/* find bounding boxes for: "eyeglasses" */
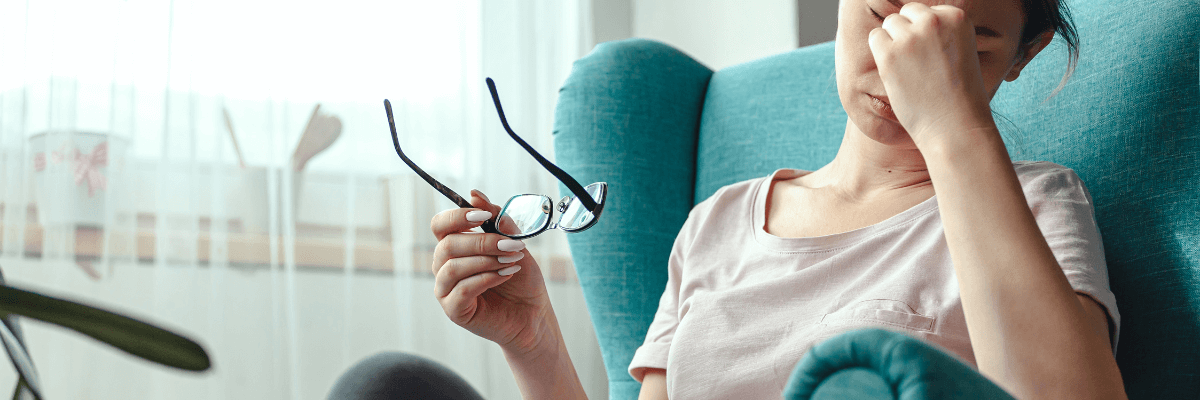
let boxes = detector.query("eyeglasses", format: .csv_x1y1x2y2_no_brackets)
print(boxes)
384,78,607,240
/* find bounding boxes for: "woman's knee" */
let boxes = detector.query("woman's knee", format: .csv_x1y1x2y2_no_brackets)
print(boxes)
328,352,484,400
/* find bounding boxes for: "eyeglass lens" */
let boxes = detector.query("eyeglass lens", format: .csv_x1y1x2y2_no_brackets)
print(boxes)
497,195,552,237
497,182,605,239
558,182,605,230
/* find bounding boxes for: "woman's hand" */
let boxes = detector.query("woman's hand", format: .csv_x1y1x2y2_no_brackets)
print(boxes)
867,3,994,147
430,190,554,355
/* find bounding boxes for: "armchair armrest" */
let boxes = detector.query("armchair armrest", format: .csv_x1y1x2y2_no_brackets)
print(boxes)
783,329,1016,400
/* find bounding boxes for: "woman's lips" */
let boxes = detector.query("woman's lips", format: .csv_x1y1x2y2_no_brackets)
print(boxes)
867,94,898,122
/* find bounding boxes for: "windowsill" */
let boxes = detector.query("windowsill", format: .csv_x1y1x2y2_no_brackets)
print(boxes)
0,209,576,282
1,216,394,271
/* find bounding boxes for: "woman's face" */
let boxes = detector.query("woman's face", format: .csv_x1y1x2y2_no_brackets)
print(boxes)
834,0,1034,147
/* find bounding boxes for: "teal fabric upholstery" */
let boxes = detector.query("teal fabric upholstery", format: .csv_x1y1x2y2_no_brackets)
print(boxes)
551,0,1199,398
990,2,1200,397
783,329,1015,400
808,368,894,400
695,41,845,199
552,39,713,399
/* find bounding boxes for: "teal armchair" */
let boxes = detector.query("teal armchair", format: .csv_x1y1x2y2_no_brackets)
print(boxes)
551,0,1199,398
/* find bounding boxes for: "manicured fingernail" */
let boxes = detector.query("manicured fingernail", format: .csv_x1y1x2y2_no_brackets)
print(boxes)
497,266,521,276
497,253,524,263
466,211,492,222
498,239,525,252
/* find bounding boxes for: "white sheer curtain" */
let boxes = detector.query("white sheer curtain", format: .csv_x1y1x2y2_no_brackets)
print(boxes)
0,0,606,399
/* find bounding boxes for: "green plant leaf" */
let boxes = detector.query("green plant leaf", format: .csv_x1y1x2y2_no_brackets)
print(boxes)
10,377,37,400
0,327,40,400
0,270,38,400
0,285,210,372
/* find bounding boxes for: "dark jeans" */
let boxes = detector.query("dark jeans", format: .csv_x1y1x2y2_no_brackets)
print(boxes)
328,352,486,400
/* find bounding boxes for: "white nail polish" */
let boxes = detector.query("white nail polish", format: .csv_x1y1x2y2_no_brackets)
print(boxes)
497,240,525,252
466,211,492,222
497,253,524,263
497,266,521,276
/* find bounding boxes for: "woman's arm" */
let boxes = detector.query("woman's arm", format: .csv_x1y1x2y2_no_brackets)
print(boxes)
921,132,1125,400
502,304,590,400
866,4,1126,399
639,368,669,400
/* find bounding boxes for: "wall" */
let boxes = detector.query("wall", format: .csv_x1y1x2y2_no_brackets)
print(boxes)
590,0,840,71
592,0,634,45
631,0,798,70
797,0,839,47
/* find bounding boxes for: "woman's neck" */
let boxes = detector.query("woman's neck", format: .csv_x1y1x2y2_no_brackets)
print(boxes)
804,121,934,203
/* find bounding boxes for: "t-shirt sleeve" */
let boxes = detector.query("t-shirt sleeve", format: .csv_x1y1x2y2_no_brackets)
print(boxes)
627,207,697,383
1021,163,1121,354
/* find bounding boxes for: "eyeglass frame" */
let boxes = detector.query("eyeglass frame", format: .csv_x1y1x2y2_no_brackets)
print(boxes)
384,77,607,239
494,181,607,240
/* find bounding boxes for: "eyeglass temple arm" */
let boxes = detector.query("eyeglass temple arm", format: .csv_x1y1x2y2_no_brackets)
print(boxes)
485,78,599,212
385,99,500,234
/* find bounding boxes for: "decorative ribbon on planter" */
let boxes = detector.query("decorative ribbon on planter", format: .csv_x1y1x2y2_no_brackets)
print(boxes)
32,142,109,197
72,142,108,197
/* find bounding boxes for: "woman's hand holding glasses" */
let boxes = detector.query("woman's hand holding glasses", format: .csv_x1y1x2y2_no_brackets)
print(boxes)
429,189,555,356
389,77,605,358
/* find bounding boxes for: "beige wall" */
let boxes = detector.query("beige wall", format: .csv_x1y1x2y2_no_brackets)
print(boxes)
591,0,840,70
632,0,798,70
592,0,634,45
797,0,839,47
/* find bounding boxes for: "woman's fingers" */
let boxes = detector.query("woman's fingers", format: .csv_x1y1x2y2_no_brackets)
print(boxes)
880,12,912,38
432,233,525,276
430,190,503,241
428,190,537,330
470,190,502,215
897,2,936,27
497,214,522,236
866,1,985,142
439,270,516,326
434,254,524,299
431,208,491,241
928,4,966,24
868,27,894,59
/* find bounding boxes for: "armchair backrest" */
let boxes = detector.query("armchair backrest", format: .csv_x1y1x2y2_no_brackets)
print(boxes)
553,1,1199,398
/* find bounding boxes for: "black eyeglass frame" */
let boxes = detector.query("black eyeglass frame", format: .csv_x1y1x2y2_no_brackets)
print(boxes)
485,78,606,238
385,99,502,234
495,181,608,240
384,77,607,239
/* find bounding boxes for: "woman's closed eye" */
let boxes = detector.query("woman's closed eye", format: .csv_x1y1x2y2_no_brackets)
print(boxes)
869,6,990,57
869,7,885,22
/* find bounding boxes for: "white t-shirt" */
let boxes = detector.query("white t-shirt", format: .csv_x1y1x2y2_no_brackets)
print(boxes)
627,161,1120,400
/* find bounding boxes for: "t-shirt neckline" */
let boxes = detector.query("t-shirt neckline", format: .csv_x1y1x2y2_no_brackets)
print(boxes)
752,168,941,252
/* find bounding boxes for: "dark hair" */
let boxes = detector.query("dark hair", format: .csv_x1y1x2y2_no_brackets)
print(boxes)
1021,0,1079,95
994,1,1079,152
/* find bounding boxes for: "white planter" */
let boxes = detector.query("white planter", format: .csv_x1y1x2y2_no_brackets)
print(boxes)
28,131,129,228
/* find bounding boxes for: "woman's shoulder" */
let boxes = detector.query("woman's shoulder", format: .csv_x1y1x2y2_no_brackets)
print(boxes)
1012,160,1082,182
1011,160,1094,205
681,169,798,228
692,169,801,212
1013,160,1073,175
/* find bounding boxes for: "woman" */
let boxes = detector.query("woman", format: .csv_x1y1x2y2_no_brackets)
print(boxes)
335,0,1127,399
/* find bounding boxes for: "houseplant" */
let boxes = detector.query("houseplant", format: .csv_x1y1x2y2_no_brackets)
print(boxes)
0,267,210,399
